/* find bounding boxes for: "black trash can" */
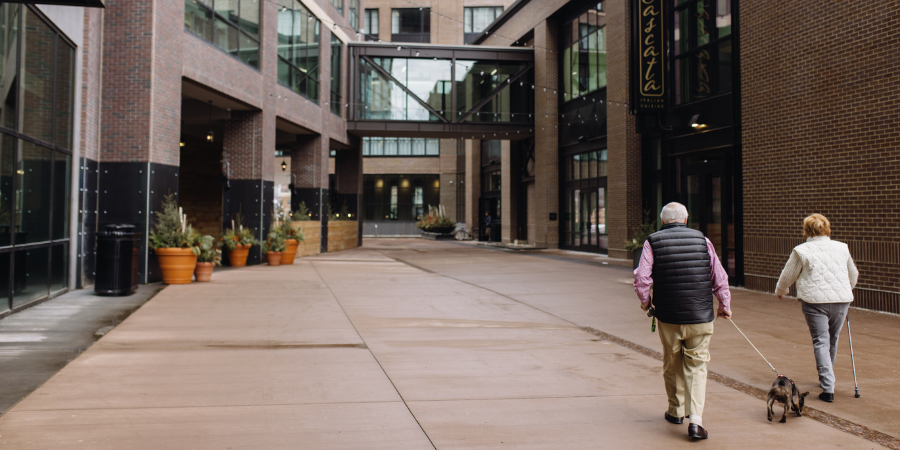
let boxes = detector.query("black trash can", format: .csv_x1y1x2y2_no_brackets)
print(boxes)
95,224,141,296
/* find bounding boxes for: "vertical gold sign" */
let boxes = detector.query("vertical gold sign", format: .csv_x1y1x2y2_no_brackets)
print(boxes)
636,0,665,112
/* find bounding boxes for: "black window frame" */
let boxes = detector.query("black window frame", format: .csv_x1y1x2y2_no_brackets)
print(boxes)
364,8,379,41
0,5,75,316
331,0,343,16
463,6,503,44
349,0,360,31
330,32,343,116
184,0,262,70
671,0,733,105
391,8,430,43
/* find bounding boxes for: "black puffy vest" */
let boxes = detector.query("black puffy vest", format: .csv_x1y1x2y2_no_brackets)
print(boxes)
648,223,715,324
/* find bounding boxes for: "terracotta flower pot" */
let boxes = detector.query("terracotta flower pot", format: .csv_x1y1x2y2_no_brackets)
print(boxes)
281,239,299,264
267,251,283,266
228,243,251,267
194,261,215,282
155,247,198,285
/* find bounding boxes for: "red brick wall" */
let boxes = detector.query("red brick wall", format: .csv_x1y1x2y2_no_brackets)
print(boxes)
100,0,153,162
223,111,265,180
80,8,103,162
605,0,642,259
152,0,184,166
291,135,327,189
741,0,900,313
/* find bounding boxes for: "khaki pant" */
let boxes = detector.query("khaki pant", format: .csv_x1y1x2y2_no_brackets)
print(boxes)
657,320,714,418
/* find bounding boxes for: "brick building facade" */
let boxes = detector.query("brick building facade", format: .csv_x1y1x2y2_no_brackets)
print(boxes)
740,0,900,313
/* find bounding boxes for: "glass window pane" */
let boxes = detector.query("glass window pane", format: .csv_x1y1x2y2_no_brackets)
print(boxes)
22,10,55,143
238,0,260,39
0,135,13,247
398,137,411,156
426,139,439,156
54,39,74,148
52,152,69,241
185,0,214,42
0,252,9,313
0,4,19,131
599,149,608,176
16,141,52,244
406,58,451,118
716,0,731,38
214,0,238,22
384,137,397,155
697,0,709,46
718,39,732,93
675,9,687,55
50,242,66,293
12,247,48,308
278,57,291,85
214,16,239,55
238,31,259,69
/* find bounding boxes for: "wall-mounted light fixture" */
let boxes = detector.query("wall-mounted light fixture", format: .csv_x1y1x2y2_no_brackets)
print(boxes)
689,113,707,130
206,100,215,142
179,141,185,147
281,160,287,171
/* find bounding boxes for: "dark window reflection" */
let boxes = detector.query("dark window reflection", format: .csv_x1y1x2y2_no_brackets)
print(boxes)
50,242,66,293
12,246,48,308
0,4,19,131
16,141,52,244
52,152,69,240
22,10,55,143
0,134,13,247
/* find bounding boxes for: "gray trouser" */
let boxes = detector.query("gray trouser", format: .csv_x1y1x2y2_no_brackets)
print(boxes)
801,302,850,393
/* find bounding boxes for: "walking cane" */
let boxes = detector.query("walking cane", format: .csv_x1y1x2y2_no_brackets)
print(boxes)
846,312,860,398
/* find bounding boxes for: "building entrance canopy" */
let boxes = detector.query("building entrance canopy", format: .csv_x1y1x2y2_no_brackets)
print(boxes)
348,43,535,139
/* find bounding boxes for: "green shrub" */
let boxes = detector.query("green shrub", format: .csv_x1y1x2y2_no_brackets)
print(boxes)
196,235,221,264
223,211,259,251
149,194,200,255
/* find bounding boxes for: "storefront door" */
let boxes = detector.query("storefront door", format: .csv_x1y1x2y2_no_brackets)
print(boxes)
680,158,736,276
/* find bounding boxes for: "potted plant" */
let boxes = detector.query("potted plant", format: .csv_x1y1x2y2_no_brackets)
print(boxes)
149,194,200,284
416,205,457,234
223,212,258,267
262,229,286,266
274,204,305,264
194,235,221,282
625,209,657,269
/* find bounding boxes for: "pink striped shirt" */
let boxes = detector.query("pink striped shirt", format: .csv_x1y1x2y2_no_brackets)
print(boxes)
633,238,732,311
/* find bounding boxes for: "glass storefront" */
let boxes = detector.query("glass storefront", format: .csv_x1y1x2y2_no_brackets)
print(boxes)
0,5,74,313
559,2,607,254
362,174,440,221
562,150,607,252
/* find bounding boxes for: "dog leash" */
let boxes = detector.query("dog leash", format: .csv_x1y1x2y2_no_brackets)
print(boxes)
727,318,780,376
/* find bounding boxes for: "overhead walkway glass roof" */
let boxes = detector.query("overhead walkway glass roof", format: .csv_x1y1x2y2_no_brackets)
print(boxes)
348,42,534,139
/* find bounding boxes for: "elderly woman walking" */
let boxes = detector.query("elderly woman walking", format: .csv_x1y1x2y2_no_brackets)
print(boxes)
775,214,858,403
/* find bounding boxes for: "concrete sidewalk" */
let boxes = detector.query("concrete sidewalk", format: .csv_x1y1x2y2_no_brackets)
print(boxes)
0,239,896,449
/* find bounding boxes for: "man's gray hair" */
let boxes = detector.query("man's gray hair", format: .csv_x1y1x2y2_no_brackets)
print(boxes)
660,202,689,223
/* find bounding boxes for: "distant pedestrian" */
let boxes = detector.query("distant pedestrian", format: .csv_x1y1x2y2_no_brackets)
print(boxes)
633,202,732,440
775,214,858,403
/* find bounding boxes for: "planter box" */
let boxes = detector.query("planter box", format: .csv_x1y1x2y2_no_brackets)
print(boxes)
421,232,455,241
327,221,359,253
292,221,321,258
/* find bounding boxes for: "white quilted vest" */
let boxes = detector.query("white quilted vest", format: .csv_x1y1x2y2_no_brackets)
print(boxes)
793,236,854,303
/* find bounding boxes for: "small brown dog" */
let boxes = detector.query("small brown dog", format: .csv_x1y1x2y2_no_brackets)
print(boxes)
767,375,809,423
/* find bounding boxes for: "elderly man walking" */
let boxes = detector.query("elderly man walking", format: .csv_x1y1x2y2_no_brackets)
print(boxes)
633,202,732,440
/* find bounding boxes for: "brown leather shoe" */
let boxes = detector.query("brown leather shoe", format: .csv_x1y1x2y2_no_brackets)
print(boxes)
688,423,708,439
664,412,684,424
